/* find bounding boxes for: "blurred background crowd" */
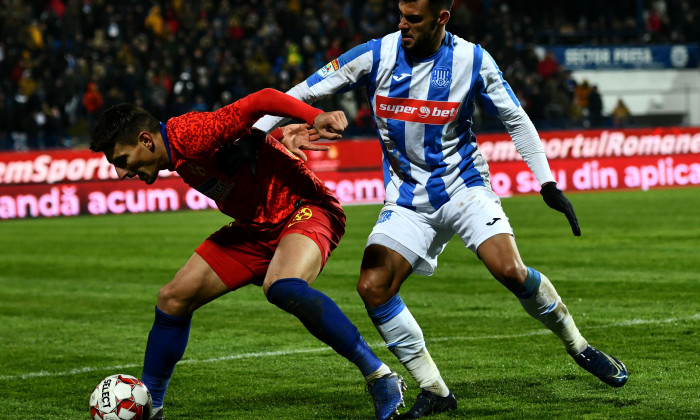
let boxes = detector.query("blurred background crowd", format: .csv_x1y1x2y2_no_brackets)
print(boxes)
0,0,698,150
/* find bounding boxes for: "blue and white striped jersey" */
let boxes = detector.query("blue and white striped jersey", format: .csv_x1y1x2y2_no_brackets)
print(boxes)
255,31,554,211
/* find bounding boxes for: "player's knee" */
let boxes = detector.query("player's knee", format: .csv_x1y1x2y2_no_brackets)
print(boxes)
357,269,395,307
504,263,528,282
156,281,195,317
496,262,528,291
356,277,372,301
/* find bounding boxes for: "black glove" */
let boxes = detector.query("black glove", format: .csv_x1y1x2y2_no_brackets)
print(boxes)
214,130,263,176
540,182,581,236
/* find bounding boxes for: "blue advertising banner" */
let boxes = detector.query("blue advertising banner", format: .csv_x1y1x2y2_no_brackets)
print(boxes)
546,44,699,70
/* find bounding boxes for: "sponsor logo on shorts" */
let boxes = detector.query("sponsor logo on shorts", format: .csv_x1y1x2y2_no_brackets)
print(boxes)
317,59,340,78
375,95,460,124
288,206,313,227
486,217,501,226
377,210,393,224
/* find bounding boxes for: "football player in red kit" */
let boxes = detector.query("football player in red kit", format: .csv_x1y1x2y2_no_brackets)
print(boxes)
89,88,405,420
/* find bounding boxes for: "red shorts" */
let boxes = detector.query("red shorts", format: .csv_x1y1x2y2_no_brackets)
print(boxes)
195,202,345,291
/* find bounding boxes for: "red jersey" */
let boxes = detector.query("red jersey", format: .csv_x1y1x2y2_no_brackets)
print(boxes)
163,90,342,231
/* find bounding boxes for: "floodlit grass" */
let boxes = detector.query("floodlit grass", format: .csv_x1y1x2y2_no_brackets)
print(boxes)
1,188,699,419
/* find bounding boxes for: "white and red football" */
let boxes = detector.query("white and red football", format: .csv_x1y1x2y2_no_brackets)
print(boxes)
89,374,152,420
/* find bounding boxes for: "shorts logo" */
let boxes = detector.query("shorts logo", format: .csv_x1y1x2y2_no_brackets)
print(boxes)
288,206,313,227
317,59,340,78
430,66,452,89
377,210,393,224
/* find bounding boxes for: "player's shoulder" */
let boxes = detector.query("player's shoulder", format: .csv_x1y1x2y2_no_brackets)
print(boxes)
167,110,209,130
339,31,403,62
346,31,398,55
448,31,478,52
448,32,493,67
381,31,403,47
352,30,401,53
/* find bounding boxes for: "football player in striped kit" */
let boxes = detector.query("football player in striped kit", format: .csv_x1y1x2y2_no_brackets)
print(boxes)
255,0,628,417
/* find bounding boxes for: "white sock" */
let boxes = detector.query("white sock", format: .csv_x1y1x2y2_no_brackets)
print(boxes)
518,273,588,355
364,363,392,382
374,305,450,396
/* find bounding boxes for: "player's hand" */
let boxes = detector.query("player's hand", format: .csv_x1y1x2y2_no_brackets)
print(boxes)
279,123,330,162
312,110,347,140
540,182,581,236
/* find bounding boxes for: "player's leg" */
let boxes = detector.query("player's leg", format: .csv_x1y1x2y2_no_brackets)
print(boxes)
263,233,393,378
142,252,231,416
478,233,590,352
358,205,456,418
262,204,404,420
144,222,266,419
477,233,628,387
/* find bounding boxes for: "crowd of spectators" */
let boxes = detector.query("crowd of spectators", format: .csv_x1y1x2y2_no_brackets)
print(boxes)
0,0,697,150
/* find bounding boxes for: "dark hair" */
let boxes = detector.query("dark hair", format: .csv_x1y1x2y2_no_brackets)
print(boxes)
400,0,454,16
90,103,159,153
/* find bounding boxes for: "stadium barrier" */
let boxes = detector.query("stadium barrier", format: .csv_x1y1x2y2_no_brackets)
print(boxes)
1,126,699,219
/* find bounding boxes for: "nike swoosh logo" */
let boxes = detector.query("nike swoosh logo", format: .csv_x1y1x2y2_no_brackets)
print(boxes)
604,354,628,379
486,217,501,226
392,73,411,81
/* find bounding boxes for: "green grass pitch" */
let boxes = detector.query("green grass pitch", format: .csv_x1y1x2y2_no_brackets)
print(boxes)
1,188,698,419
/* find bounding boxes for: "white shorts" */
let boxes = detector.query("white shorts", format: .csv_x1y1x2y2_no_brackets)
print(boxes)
367,186,513,276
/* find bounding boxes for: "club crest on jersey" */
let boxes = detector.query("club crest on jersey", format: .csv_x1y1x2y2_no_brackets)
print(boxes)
288,206,313,227
430,66,452,89
317,59,340,78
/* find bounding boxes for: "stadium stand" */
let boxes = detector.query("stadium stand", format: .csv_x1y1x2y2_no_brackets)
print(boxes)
0,0,697,150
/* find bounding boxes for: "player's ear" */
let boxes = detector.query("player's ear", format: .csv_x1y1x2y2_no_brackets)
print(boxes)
138,131,155,151
438,10,450,26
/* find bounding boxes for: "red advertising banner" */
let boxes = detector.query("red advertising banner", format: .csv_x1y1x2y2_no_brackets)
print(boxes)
1,126,699,219
304,126,700,171
0,179,217,219
487,155,700,196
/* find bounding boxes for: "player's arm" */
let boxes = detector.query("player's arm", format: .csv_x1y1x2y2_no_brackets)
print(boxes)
240,88,347,140
502,108,581,236
253,42,375,135
478,48,580,236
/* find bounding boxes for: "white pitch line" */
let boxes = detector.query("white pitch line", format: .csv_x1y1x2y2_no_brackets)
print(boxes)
2,313,697,382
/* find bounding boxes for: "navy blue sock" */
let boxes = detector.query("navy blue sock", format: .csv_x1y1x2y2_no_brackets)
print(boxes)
267,278,382,376
141,306,192,408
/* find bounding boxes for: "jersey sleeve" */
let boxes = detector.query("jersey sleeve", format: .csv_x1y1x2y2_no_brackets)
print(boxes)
476,49,521,118
253,42,376,133
502,107,555,185
242,88,323,125
475,48,555,185
168,89,323,157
